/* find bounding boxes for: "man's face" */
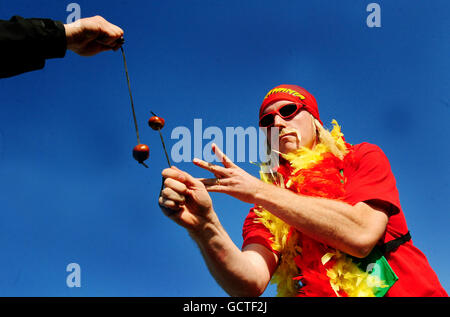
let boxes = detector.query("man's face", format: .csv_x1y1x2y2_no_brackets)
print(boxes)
263,100,317,154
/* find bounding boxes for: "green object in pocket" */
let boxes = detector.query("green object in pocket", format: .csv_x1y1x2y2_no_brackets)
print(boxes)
352,247,398,297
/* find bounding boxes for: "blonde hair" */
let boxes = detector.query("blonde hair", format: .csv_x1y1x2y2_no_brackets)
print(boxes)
313,115,348,160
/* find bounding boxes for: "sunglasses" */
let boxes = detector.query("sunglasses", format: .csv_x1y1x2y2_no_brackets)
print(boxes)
259,103,305,127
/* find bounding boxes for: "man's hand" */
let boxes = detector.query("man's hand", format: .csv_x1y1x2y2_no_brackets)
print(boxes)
64,16,124,56
159,166,218,233
193,143,263,204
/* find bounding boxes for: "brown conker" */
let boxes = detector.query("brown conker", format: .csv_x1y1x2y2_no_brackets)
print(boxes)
132,144,150,163
148,116,165,130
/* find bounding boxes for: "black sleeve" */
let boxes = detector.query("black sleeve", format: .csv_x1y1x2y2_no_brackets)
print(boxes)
0,16,67,78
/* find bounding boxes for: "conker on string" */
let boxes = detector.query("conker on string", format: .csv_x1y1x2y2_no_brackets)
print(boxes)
148,116,165,130
148,112,171,167
132,144,150,163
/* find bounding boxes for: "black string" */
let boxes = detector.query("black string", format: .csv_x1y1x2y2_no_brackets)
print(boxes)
158,129,171,167
150,111,171,168
120,46,141,145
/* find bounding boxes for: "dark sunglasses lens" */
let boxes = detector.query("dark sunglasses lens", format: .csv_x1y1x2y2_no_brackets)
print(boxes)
259,114,274,127
279,104,299,118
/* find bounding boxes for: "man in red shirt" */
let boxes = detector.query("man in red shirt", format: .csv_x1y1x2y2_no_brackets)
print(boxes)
159,84,447,297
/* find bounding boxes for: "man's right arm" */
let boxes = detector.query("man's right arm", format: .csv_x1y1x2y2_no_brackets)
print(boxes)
188,217,277,297
159,166,277,297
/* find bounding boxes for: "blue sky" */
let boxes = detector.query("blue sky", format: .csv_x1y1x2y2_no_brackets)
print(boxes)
0,0,448,296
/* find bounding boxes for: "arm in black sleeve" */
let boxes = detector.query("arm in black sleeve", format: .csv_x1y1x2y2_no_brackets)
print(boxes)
0,16,67,78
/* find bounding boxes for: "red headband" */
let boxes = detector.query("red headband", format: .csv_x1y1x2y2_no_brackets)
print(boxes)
259,84,322,125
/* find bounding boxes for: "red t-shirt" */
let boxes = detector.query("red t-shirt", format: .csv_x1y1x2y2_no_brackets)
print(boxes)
242,142,448,297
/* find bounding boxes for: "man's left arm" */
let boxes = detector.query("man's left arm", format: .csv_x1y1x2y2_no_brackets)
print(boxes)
195,143,389,259
252,183,389,258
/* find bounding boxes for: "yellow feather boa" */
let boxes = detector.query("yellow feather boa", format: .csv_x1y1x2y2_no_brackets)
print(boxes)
255,120,388,297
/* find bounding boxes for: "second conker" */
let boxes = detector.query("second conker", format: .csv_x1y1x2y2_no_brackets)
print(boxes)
148,116,165,130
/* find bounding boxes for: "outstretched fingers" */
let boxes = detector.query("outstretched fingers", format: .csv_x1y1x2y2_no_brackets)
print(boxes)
192,143,238,177
193,158,228,177
211,143,236,168
199,177,232,193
